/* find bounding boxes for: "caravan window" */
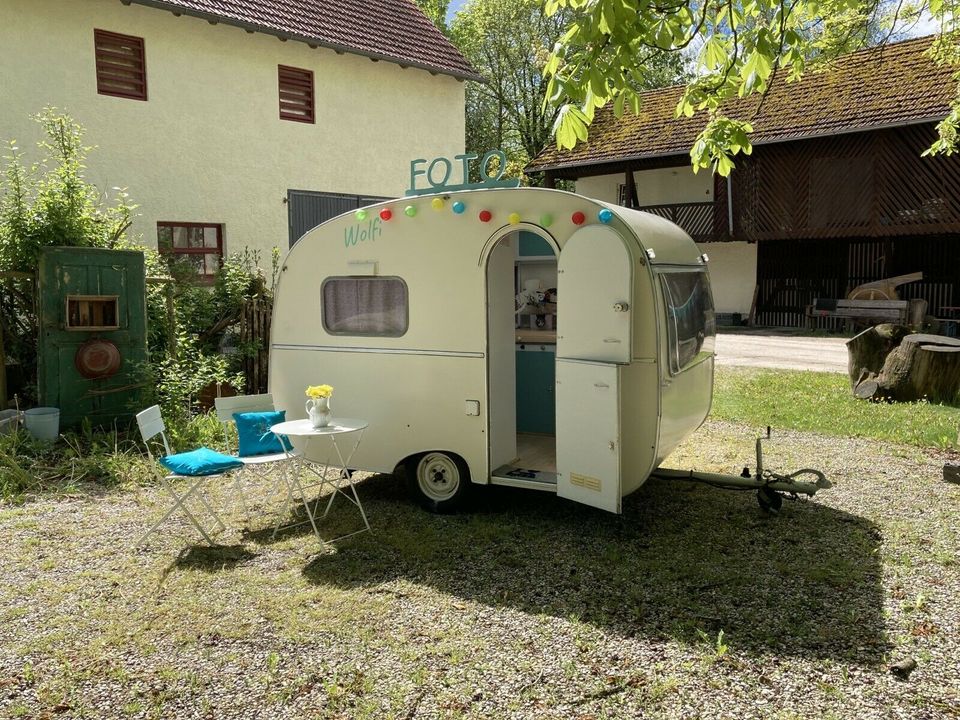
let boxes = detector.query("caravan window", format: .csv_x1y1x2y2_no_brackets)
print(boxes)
322,277,408,337
661,270,715,374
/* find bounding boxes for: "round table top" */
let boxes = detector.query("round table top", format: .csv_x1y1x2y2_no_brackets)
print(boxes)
270,418,368,437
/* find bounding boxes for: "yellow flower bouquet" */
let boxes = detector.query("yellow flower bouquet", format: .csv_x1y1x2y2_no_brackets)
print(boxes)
305,384,333,399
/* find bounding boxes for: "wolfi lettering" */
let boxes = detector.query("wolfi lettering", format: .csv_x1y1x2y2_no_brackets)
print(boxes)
344,217,383,247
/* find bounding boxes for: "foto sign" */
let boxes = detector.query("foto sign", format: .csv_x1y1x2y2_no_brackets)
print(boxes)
406,150,521,196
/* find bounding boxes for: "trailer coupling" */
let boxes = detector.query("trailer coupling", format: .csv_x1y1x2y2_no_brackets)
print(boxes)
651,427,831,513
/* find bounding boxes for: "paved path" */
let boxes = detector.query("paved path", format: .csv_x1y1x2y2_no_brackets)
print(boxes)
714,332,849,373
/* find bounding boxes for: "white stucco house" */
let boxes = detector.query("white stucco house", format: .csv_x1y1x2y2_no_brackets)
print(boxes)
1,0,478,278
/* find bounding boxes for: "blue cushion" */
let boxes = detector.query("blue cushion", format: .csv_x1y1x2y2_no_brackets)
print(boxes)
233,410,291,457
160,447,243,476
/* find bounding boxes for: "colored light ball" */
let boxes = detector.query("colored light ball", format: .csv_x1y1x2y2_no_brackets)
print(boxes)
479,210,492,223
404,205,417,217
571,211,586,225
380,208,393,221
598,208,614,224
508,212,521,225
431,197,445,211
452,201,466,214
355,209,368,221
540,214,554,228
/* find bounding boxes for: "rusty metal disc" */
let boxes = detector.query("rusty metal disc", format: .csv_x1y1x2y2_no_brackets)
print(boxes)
75,339,121,379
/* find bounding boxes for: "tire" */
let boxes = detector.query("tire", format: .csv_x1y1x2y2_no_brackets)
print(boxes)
406,451,472,513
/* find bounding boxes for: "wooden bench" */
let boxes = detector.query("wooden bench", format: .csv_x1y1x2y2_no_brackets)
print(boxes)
805,299,909,330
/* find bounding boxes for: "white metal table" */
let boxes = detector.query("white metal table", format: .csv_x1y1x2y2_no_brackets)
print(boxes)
270,418,371,544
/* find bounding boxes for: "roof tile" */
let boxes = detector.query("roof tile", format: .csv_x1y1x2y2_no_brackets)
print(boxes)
132,0,481,80
528,36,953,172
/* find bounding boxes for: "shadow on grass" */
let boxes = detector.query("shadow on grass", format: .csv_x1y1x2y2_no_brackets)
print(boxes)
170,544,257,572
302,473,888,664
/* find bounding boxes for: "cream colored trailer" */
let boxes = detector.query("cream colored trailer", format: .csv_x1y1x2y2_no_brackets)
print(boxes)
269,187,715,513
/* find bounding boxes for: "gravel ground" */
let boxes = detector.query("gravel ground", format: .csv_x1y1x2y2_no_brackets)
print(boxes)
1,419,958,719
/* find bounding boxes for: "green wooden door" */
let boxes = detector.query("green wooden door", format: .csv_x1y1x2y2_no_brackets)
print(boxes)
37,247,147,428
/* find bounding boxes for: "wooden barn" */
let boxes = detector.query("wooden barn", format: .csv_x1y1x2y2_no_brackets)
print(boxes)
526,36,960,328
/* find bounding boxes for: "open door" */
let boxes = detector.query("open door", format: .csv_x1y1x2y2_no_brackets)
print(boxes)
555,224,632,513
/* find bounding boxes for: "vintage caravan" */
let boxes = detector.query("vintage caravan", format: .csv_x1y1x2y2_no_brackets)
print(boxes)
269,184,737,514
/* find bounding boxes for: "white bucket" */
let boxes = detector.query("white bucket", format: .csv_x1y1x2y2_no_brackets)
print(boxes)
24,407,60,441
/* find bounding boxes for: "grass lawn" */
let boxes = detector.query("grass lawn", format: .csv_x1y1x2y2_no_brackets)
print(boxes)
712,366,960,450
0,367,959,718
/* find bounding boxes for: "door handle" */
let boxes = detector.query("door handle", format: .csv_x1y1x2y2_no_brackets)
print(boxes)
613,302,629,312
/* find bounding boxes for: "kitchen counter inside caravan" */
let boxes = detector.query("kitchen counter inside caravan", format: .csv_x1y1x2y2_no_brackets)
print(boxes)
515,330,556,344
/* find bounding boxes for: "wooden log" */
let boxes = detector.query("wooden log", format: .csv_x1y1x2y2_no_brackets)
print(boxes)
846,324,911,388
912,345,960,403
863,333,960,403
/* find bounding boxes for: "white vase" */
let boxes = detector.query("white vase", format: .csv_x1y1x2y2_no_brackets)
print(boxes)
305,396,331,428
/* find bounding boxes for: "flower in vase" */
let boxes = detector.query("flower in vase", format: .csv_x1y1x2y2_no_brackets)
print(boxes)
305,384,334,399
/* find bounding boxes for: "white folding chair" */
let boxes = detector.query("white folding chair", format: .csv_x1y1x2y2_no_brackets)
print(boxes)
136,405,229,546
213,393,299,521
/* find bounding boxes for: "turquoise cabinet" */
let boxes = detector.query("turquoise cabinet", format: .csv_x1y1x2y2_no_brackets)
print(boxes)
516,344,555,434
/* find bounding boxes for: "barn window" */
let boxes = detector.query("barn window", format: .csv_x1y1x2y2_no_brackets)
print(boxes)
661,270,715,374
157,223,224,280
94,29,147,101
322,277,408,337
278,65,315,123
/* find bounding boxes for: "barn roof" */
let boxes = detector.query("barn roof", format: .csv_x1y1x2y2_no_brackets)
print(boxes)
528,36,953,173
128,0,482,81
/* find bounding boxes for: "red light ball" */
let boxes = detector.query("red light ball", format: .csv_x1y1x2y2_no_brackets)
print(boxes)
479,210,492,223
571,211,586,225
380,208,393,221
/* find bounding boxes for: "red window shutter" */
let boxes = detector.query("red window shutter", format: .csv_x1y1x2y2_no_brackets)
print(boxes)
94,29,147,101
278,65,315,123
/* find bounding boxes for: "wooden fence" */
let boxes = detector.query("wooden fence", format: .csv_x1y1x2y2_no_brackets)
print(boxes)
240,298,272,394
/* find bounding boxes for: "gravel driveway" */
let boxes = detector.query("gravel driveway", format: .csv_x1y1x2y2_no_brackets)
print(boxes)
1,419,957,719
715,330,849,373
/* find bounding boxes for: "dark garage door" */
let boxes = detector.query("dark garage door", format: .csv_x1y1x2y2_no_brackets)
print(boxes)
287,190,390,247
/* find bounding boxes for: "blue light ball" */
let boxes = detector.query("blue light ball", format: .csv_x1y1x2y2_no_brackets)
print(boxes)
452,201,466,214
598,208,614,224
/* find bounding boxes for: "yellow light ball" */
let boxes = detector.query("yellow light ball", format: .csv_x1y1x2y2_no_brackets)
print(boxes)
431,197,444,211
508,212,521,225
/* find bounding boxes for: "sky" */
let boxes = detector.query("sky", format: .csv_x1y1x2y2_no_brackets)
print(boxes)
446,0,468,22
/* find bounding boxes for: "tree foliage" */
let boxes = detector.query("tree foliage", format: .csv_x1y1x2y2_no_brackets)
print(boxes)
542,0,953,175
413,0,452,32
452,0,684,180
0,108,135,273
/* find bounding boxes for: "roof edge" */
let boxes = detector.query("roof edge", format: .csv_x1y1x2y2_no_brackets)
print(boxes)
526,114,947,174
124,0,486,82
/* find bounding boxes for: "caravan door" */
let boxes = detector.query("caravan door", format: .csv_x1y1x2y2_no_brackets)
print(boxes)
556,224,632,513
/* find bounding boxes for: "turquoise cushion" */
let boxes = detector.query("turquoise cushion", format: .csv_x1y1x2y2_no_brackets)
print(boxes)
233,410,291,457
160,447,243,476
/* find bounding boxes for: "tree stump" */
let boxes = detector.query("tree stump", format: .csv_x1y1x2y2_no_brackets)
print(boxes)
846,324,912,388
849,332,960,403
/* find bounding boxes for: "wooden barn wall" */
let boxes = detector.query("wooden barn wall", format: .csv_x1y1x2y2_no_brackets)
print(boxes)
733,124,960,241
755,235,960,327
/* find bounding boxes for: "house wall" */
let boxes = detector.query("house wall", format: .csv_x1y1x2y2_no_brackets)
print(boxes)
0,0,465,262
574,167,755,314
694,241,757,315
576,166,714,205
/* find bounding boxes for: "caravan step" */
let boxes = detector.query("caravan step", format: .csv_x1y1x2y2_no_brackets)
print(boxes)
490,466,557,492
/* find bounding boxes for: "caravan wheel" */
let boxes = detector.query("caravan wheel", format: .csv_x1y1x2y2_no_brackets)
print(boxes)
408,452,471,513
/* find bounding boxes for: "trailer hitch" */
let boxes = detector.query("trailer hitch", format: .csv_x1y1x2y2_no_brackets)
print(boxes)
652,426,831,514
